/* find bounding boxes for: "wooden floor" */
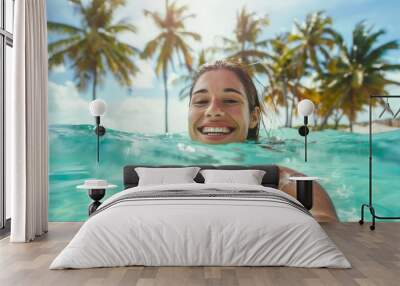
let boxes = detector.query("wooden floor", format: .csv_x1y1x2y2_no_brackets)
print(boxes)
0,222,399,286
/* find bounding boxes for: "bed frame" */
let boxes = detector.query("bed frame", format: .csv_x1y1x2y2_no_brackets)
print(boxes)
123,165,279,189
123,164,339,222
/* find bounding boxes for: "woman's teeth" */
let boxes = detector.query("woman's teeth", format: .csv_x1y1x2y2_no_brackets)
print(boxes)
201,127,232,135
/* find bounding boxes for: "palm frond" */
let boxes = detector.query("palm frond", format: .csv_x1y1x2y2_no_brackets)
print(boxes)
156,41,173,75
48,35,82,54
143,10,165,28
175,36,193,71
141,35,164,59
47,21,83,34
107,22,137,34
48,38,86,68
177,31,201,41
365,40,399,65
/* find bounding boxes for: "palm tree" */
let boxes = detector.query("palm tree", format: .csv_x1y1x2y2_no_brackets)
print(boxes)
289,11,337,75
141,0,201,133
48,0,140,100
318,22,400,131
263,34,311,127
263,35,293,126
219,7,270,74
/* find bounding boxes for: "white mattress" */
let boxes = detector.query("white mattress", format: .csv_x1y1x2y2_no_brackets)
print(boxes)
50,183,350,269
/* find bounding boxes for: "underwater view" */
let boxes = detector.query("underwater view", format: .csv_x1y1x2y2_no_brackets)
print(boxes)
49,124,400,222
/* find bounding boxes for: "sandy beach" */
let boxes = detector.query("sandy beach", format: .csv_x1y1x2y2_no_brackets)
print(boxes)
342,122,399,134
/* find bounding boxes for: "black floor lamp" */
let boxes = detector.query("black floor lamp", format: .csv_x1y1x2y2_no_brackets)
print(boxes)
89,99,107,163
297,99,315,162
359,95,400,230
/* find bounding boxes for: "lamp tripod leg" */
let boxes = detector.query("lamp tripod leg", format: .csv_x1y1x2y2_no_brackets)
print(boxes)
97,131,99,163
359,204,367,225
370,207,376,231
305,134,307,162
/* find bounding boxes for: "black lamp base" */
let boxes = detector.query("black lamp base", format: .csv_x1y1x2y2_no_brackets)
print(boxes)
88,189,105,215
296,180,313,210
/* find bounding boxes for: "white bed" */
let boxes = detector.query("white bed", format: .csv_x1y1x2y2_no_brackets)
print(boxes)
50,183,351,269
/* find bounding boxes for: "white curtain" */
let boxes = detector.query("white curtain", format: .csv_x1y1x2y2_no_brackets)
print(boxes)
8,0,49,242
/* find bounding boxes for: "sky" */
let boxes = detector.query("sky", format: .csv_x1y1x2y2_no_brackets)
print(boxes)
46,0,400,133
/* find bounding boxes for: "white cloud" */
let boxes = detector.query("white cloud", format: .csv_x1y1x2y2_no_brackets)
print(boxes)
48,81,92,125
386,70,400,82
48,82,190,133
52,64,66,74
113,1,162,48
132,60,156,89
103,96,190,133
167,72,180,89
385,71,400,95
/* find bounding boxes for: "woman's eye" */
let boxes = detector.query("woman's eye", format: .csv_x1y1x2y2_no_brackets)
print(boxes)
193,100,208,106
223,99,239,104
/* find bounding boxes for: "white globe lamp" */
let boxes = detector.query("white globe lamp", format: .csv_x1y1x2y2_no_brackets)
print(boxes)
298,99,315,117
89,99,107,117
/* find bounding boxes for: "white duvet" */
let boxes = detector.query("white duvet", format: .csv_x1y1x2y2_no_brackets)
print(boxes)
50,183,351,269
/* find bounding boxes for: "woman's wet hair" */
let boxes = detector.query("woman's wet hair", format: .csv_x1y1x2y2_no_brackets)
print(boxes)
189,60,261,141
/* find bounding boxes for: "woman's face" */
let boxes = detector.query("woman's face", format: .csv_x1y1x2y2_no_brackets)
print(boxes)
188,69,259,144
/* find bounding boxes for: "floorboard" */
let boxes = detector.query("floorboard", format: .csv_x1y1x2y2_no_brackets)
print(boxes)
0,222,399,286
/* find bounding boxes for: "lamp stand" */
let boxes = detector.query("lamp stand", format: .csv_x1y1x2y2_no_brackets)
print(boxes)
94,116,106,163
298,116,310,162
305,131,307,162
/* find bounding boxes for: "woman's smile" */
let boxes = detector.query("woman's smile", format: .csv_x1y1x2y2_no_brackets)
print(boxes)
195,122,237,142
198,126,235,135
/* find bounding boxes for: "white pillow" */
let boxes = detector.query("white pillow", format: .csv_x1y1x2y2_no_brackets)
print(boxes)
135,167,200,186
200,169,266,185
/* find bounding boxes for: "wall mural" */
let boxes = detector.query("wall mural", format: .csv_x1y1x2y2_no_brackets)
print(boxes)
47,0,400,222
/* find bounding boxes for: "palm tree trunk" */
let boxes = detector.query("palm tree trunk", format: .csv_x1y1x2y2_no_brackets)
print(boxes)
313,107,318,127
92,68,97,101
334,111,343,129
288,95,294,128
163,0,169,134
282,80,289,127
162,68,169,133
349,94,355,132
320,112,331,128
349,111,355,132
320,95,347,129
92,68,98,124
334,118,340,129
310,48,323,75
289,81,301,128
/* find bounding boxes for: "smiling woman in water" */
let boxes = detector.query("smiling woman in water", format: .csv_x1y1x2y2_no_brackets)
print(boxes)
188,60,262,144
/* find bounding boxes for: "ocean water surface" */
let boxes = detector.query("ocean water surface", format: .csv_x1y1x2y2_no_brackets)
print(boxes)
49,124,400,222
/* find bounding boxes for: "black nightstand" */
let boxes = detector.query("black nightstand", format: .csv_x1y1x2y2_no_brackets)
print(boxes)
87,189,106,215
289,176,318,210
77,180,117,215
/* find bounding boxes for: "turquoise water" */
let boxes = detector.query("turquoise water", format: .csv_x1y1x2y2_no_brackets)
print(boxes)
49,124,400,222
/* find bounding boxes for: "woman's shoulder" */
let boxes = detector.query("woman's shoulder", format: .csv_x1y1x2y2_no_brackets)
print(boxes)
277,165,338,222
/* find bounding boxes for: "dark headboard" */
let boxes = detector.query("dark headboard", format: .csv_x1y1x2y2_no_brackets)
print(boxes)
123,165,280,189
